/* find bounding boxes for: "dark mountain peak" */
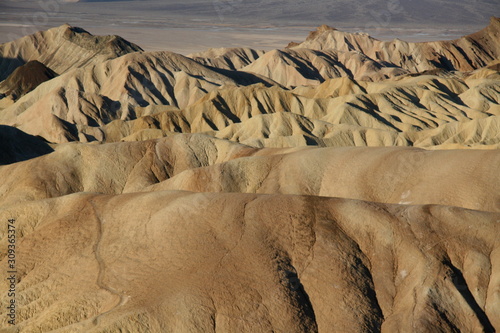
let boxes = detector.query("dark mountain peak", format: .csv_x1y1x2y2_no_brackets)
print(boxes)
0,60,57,100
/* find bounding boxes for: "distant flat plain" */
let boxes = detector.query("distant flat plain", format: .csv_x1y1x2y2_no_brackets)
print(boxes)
0,0,498,54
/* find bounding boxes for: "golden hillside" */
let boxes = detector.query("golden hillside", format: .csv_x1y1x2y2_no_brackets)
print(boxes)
0,20,499,332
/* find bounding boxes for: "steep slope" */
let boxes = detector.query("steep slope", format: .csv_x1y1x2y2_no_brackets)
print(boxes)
4,66,497,147
0,51,275,143
179,75,499,140
2,22,499,149
212,112,500,149
242,48,406,86
1,192,499,332
144,135,500,213
1,17,500,333
0,134,499,332
0,125,54,165
189,47,265,71
0,60,57,100
289,18,500,73
0,24,142,81
0,134,498,212
411,115,500,149
212,113,408,148
65,73,498,148
0,134,257,206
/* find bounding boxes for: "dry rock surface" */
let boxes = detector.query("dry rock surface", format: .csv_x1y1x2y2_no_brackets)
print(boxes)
0,20,499,333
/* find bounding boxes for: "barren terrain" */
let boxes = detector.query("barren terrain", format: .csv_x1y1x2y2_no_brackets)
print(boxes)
0,16,499,332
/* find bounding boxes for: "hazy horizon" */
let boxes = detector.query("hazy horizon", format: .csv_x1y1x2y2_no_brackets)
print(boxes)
0,0,498,54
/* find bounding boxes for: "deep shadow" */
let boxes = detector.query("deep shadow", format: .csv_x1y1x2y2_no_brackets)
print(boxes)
0,125,54,165
204,65,281,87
430,55,456,71
346,98,402,132
126,67,171,107
303,135,319,146
0,56,26,81
454,45,478,69
212,95,241,125
443,259,496,333
281,264,319,331
430,78,468,107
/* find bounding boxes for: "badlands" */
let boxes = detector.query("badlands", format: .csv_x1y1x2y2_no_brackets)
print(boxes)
0,17,499,332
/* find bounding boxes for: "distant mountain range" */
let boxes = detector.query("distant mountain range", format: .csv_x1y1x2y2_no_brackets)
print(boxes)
1,19,499,147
